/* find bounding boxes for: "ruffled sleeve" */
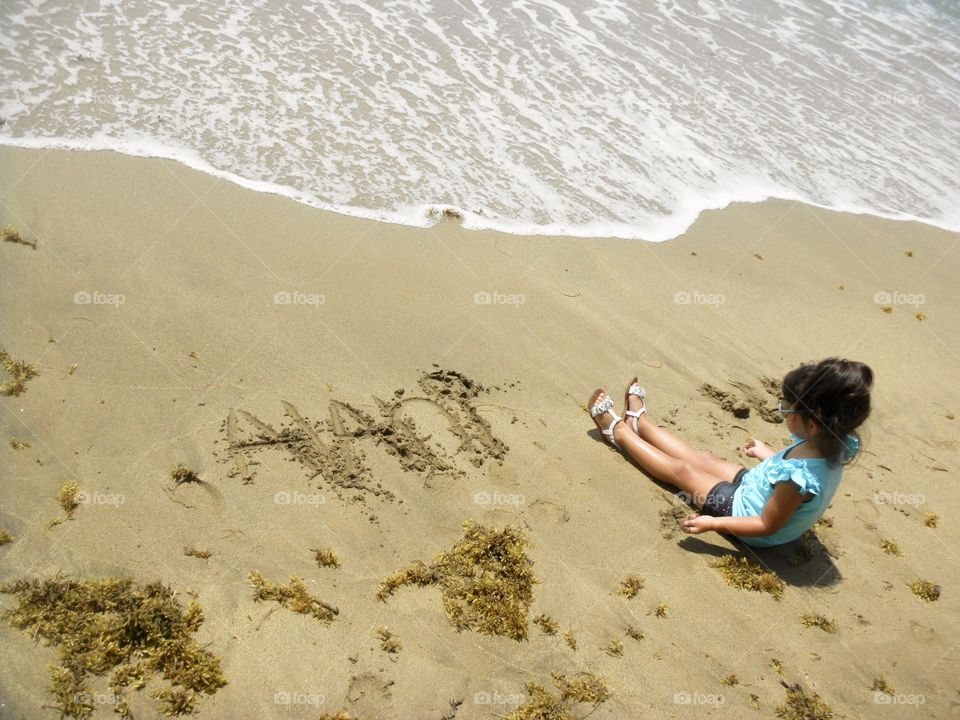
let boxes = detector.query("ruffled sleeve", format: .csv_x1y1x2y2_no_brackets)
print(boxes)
767,459,822,496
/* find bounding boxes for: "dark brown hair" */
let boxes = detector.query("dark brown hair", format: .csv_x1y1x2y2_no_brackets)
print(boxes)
782,357,873,467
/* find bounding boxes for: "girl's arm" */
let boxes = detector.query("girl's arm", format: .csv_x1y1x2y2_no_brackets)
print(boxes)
683,481,805,537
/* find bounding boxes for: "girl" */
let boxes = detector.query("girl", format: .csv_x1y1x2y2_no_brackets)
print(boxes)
587,358,872,547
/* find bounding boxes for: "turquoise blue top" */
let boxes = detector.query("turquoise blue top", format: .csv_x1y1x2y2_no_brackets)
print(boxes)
732,434,859,547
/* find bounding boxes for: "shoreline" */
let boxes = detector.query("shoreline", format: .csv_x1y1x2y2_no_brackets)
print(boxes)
1,138,957,242
1,145,958,719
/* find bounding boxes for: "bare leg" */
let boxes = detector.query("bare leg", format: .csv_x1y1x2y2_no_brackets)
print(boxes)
625,382,742,482
590,390,724,507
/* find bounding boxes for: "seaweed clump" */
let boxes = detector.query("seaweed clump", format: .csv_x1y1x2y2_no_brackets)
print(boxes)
0,575,226,718
775,682,834,720
908,579,941,602
710,555,784,599
48,481,81,528
923,512,938,528
0,529,13,544
376,626,402,654
872,676,895,695
533,613,558,635
0,347,38,396
377,520,536,641
800,613,837,633
618,574,645,599
1,224,37,249
249,571,339,623
313,547,341,568
183,547,212,559
170,465,201,485
505,672,610,720
880,539,903,556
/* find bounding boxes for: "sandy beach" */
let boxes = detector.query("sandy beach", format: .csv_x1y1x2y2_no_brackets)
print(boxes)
1,145,958,719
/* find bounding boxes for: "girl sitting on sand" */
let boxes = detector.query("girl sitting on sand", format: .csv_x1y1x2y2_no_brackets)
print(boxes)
587,357,872,547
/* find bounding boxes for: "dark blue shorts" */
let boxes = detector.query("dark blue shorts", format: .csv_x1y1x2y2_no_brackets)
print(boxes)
701,468,748,517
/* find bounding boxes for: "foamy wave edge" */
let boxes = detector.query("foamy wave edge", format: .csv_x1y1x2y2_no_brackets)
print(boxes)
2,134,956,242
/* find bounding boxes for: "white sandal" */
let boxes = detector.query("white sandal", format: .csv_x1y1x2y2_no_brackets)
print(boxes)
590,393,624,449
624,378,646,433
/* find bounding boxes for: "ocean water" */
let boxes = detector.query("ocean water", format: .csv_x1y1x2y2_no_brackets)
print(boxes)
1,0,958,241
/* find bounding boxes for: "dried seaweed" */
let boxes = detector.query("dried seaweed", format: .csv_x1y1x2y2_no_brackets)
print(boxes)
249,572,338,622
908,579,940,601
505,672,610,720
313,547,341,568
0,347,38,396
1,575,226,718
376,626,402,654
1,224,36,249
0,529,12,545
170,465,201,485
879,539,902,556
776,682,833,720
617,574,645,599
183,547,212,559
710,555,784,599
923,512,938,528
800,613,837,633
533,614,558,636
377,520,535,640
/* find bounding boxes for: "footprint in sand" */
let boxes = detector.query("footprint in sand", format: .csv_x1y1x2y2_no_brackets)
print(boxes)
528,498,571,524
346,672,394,716
909,620,936,643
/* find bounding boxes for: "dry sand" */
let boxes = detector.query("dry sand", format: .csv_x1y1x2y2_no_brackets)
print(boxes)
0,146,958,719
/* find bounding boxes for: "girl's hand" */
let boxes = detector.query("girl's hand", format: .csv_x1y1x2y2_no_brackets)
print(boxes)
682,514,717,535
743,438,769,459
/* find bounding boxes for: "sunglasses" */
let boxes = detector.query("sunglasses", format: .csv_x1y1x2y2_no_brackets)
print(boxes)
778,400,800,417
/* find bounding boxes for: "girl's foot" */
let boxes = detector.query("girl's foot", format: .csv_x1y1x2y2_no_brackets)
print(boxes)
588,389,625,448
624,377,646,434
